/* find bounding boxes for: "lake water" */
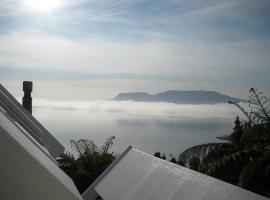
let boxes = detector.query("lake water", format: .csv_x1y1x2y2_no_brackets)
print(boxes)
33,100,242,158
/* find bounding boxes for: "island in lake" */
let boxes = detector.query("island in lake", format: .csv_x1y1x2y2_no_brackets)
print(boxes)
113,90,244,104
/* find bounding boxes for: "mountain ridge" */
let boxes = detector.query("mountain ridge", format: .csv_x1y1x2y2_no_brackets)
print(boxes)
112,90,244,104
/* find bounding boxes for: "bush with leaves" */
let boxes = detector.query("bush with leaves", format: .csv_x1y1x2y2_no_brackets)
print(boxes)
179,88,270,197
57,136,116,194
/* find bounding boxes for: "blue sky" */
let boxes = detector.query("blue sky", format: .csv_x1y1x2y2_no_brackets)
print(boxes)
1,0,270,99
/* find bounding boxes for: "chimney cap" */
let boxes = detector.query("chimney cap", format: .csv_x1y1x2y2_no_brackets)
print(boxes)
23,81,33,92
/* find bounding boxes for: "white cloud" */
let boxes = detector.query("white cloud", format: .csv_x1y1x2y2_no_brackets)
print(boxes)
0,0,144,16
0,0,21,16
0,0,269,100
1,31,269,77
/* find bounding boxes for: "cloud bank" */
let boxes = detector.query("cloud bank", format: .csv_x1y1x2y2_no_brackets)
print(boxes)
32,99,243,119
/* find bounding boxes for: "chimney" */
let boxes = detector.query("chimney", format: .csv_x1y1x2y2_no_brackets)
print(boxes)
22,81,33,114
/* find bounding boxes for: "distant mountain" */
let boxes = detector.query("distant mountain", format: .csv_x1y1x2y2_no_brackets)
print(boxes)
112,90,244,104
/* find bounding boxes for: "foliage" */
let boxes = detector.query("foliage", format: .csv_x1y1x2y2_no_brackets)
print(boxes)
70,136,115,179
179,88,270,197
189,157,200,171
238,147,270,196
154,152,166,160
154,152,177,164
231,116,242,144
169,154,177,164
229,88,270,125
57,136,116,194
57,152,78,176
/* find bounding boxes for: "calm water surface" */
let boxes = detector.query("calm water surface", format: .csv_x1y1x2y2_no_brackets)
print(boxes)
34,100,241,157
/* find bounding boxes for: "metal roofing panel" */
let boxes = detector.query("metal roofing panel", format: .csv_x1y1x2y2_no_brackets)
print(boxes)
0,109,82,200
83,147,268,200
0,84,64,158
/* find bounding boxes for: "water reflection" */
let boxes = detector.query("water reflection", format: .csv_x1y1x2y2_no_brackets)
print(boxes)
117,117,230,129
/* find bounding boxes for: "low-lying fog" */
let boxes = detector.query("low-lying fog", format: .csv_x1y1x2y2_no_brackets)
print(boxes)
33,99,243,157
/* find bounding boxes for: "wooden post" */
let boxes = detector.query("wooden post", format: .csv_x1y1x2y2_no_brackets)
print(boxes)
22,81,33,114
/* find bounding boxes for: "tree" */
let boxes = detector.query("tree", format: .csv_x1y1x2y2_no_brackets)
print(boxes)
231,116,242,144
169,154,177,164
179,89,270,197
154,152,166,160
229,88,270,125
57,136,116,194
57,151,78,176
189,157,200,171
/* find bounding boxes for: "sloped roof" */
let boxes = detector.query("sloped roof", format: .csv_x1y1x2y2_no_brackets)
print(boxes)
0,84,64,158
83,146,268,200
0,84,82,200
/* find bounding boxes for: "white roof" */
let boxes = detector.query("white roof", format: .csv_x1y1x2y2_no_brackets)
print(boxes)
0,106,82,200
83,146,268,200
0,84,64,158
0,84,82,200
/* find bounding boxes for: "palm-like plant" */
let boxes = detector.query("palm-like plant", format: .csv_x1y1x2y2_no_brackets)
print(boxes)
58,136,116,194
70,136,115,179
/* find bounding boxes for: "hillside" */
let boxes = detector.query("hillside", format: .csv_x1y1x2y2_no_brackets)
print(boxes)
113,90,243,104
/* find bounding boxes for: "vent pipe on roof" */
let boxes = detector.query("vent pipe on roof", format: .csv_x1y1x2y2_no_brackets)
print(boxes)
22,81,33,114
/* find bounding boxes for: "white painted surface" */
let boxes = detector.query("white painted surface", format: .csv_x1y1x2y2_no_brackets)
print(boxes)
84,147,268,200
0,109,82,200
0,84,64,158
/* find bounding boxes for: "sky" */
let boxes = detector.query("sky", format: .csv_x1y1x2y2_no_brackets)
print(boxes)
1,0,270,100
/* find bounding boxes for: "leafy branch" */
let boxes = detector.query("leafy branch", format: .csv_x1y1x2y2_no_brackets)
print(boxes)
229,88,270,125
